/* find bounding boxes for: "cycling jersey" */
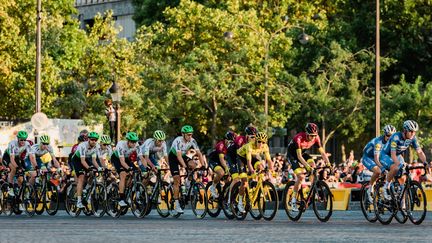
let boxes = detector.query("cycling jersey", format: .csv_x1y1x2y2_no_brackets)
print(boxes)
113,140,139,158
73,141,99,159
138,138,167,157
71,143,80,154
169,136,200,156
237,141,271,162
363,135,386,158
381,132,420,156
287,132,321,155
6,140,32,158
234,135,247,148
98,145,113,160
29,144,55,157
208,140,227,162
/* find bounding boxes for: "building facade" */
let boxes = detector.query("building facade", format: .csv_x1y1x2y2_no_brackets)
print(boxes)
75,0,136,40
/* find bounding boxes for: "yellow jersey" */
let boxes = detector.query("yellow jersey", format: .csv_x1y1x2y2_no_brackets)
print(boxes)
237,141,271,162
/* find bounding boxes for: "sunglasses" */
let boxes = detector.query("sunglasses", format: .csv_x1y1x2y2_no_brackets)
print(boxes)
18,139,26,142
42,143,49,145
249,136,256,139
257,141,266,144
185,133,193,137
89,138,98,141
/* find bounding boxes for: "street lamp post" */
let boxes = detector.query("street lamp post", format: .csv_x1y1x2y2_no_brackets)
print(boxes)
108,81,122,144
225,24,309,132
35,0,42,113
375,0,381,136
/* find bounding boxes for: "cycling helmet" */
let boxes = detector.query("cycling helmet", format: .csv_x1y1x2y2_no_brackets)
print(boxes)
126,131,139,142
225,131,236,141
383,124,396,136
78,133,88,142
403,120,419,132
256,132,268,142
17,130,28,140
181,125,194,133
39,134,50,144
305,123,319,135
100,135,111,145
153,130,166,140
88,132,99,140
245,126,258,135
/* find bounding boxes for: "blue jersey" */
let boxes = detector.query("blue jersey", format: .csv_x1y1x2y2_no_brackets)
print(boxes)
363,135,386,158
381,132,420,156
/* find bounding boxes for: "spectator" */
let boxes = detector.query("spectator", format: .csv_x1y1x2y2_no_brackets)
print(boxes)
104,99,116,143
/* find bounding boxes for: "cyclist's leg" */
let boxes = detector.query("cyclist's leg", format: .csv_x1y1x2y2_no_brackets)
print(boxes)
362,155,381,188
24,157,38,185
169,153,181,200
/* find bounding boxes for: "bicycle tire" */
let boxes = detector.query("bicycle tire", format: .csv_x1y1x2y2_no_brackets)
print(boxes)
106,183,121,218
205,182,222,218
1,183,14,216
221,181,235,220
360,183,377,223
34,183,45,215
406,180,427,225
248,180,262,220
45,182,60,216
156,182,171,218
91,182,107,218
229,181,247,220
373,182,395,225
312,180,333,222
191,182,207,219
392,181,408,224
23,184,36,217
258,181,279,221
65,182,81,217
131,182,149,218
282,181,303,221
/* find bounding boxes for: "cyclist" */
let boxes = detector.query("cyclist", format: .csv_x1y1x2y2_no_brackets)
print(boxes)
71,131,102,209
168,125,205,214
361,125,396,202
26,134,62,185
235,132,273,213
111,131,140,207
137,130,167,174
98,134,112,169
207,131,234,198
2,131,33,196
68,130,88,172
380,120,429,200
286,123,331,212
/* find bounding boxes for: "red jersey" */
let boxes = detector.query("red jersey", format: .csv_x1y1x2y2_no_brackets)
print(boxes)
234,135,247,148
214,140,227,155
293,132,321,150
71,143,79,154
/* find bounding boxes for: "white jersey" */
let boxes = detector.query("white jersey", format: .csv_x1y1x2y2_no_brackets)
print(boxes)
29,144,55,157
6,140,32,158
169,136,200,156
98,145,113,160
138,138,167,157
73,141,99,159
114,140,139,158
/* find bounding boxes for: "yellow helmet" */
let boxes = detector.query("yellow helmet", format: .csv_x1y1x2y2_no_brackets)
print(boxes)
256,132,268,142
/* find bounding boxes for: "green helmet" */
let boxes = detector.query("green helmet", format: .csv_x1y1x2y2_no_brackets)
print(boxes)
126,132,139,142
181,125,194,134
39,134,50,144
88,131,99,140
100,134,111,145
17,130,28,140
153,130,166,140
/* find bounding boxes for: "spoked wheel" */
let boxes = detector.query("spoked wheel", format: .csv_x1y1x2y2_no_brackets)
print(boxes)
406,180,427,225
229,181,248,220
156,182,171,218
65,183,81,217
23,184,37,217
45,182,60,216
360,183,377,223
91,183,107,218
258,181,279,221
312,180,333,222
191,183,207,219
130,182,149,219
282,181,303,221
248,181,262,220
221,181,235,220
34,184,45,215
205,182,222,218
1,183,14,216
373,183,395,225
106,183,121,218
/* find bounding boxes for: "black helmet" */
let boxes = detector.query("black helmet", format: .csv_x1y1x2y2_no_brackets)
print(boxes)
245,126,258,135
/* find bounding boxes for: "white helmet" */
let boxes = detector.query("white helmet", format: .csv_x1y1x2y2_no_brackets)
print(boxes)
403,120,419,132
383,125,396,136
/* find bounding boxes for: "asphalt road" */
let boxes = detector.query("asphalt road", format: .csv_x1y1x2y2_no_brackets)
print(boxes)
0,210,430,243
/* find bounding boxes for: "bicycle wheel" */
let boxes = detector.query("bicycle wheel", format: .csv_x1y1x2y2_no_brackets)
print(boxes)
1,183,14,216
373,182,395,225
45,182,59,216
34,183,45,215
392,181,408,224
312,180,333,222
205,182,221,218
131,182,149,218
221,181,235,220
229,181,247,220
406,180,427,225
156,182,170,218
91,183,107,217
65,182,81,217
360,183,377,223
248,181,262,220
106,183,121,218
282,181,303,221
258,181,279,221
191,183,207,219
23,184,36,217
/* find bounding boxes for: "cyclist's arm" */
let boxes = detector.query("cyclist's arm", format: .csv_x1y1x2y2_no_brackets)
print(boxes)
29,154,38,168
91,155,100,169
264,149,273,171
296,149,309,168
80,156,90,170
416,148,427,164
373,153,383,168
246,149,254,172
318,147,331,166
218,154,228,171
196,150,205,168
391,150,399,165
176,151,187,168
144,155,156,170
119,156,130,170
